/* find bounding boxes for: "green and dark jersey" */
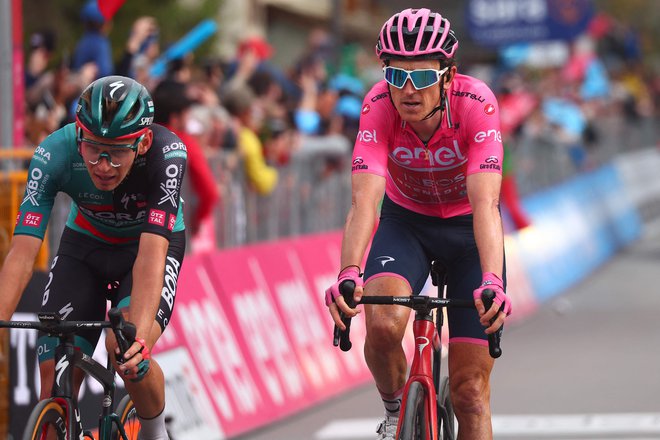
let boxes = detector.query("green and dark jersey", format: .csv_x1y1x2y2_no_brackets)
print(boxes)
15,123,187,244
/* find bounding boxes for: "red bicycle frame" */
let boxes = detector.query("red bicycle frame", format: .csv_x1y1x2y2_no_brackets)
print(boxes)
397,316,439,439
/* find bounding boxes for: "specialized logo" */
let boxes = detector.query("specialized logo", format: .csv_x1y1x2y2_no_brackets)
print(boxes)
55,356,70,388
149,209,166,227
376,256,395,267
484,103,496,115
108,80,125,99
120,192,142,210
22,212,43,228
59,303,74,320
140,116,154,126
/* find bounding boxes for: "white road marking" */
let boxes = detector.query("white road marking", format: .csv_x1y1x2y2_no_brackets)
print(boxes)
315,413,660,439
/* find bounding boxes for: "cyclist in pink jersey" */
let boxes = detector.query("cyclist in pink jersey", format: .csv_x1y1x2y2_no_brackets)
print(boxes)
325,8,512,439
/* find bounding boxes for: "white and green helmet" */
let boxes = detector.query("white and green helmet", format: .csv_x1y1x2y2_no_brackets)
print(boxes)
76,75,154,141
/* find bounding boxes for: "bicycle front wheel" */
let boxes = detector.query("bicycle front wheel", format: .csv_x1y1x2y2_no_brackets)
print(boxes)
438,376,456,440
398,381,429,440
22,399,68,440
113,395,141,440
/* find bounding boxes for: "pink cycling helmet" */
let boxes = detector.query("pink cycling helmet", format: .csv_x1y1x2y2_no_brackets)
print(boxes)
376,8,458,60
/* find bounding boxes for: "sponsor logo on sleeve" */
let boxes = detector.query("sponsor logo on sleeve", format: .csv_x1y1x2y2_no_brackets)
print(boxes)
16,211,21,226
357,129,378,144
168,214,176,231
33,146,51,164
371,92,389,102
484,103,496,115
362,104,371,114
474,129,502,143
149,209,166,227
22,212,43,228
452,90,485,102
158,164,180,207
23,168,44,206
479,156,501,170
162,142,187,159
352,157,368,171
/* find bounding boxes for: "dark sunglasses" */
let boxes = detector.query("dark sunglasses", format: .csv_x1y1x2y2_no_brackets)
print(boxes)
383,66,449,90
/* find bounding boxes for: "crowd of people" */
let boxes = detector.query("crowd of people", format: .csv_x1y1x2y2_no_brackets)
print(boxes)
23,2,659,241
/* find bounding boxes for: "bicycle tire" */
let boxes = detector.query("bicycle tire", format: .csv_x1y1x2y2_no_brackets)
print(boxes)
398,381,429,440
22,399,68,440
438,376,456,440
112,394,141,440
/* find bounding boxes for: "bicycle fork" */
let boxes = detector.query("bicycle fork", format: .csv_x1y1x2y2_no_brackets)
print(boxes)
397,312,438,440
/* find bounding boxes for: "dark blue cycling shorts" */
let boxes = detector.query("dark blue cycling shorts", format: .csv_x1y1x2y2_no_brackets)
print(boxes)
363,195,506,345
36,227,185,363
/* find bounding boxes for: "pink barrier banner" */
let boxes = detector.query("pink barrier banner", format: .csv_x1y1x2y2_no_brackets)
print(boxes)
154,232,374,438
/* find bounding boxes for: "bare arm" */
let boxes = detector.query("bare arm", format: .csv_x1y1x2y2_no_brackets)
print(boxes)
331,173,385,317
467,172,504,278
0,235,43,321
127,232,169,347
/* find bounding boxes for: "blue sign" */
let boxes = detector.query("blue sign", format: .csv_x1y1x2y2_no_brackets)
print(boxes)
466,0,594,47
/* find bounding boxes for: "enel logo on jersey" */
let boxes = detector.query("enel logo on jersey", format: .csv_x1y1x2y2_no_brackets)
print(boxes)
392,140,466,168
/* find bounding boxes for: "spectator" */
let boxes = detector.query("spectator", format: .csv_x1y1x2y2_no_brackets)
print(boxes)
25,31,56,90
71,0,114,79
116,16,160,88
152,80,220,236
223,84,279,195
24,31,61,145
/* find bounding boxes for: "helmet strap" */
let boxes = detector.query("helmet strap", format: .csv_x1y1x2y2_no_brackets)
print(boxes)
421,75,446,122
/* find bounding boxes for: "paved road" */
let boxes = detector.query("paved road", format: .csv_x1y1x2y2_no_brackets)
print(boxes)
236,222,660,440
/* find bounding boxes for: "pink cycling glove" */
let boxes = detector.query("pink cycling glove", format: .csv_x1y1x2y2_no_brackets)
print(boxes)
325,266,363,307
473,272,512,316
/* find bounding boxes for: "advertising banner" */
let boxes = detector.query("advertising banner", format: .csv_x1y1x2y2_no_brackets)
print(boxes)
466,0,594,47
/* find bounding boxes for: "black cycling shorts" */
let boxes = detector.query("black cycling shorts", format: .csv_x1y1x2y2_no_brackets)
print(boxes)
363,195,506,345
37,227,185,362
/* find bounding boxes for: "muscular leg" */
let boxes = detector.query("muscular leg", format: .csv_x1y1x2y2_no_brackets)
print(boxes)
363,276,411,395
448,342,494,439
106,319,166,419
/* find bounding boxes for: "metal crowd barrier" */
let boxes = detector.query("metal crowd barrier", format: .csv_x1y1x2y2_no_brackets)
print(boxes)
2,115,657,259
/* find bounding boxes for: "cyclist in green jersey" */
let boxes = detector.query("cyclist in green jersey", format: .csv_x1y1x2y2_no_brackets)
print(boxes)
0,75,187,440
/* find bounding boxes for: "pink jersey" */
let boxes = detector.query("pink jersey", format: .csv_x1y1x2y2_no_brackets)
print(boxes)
352,74,503,218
